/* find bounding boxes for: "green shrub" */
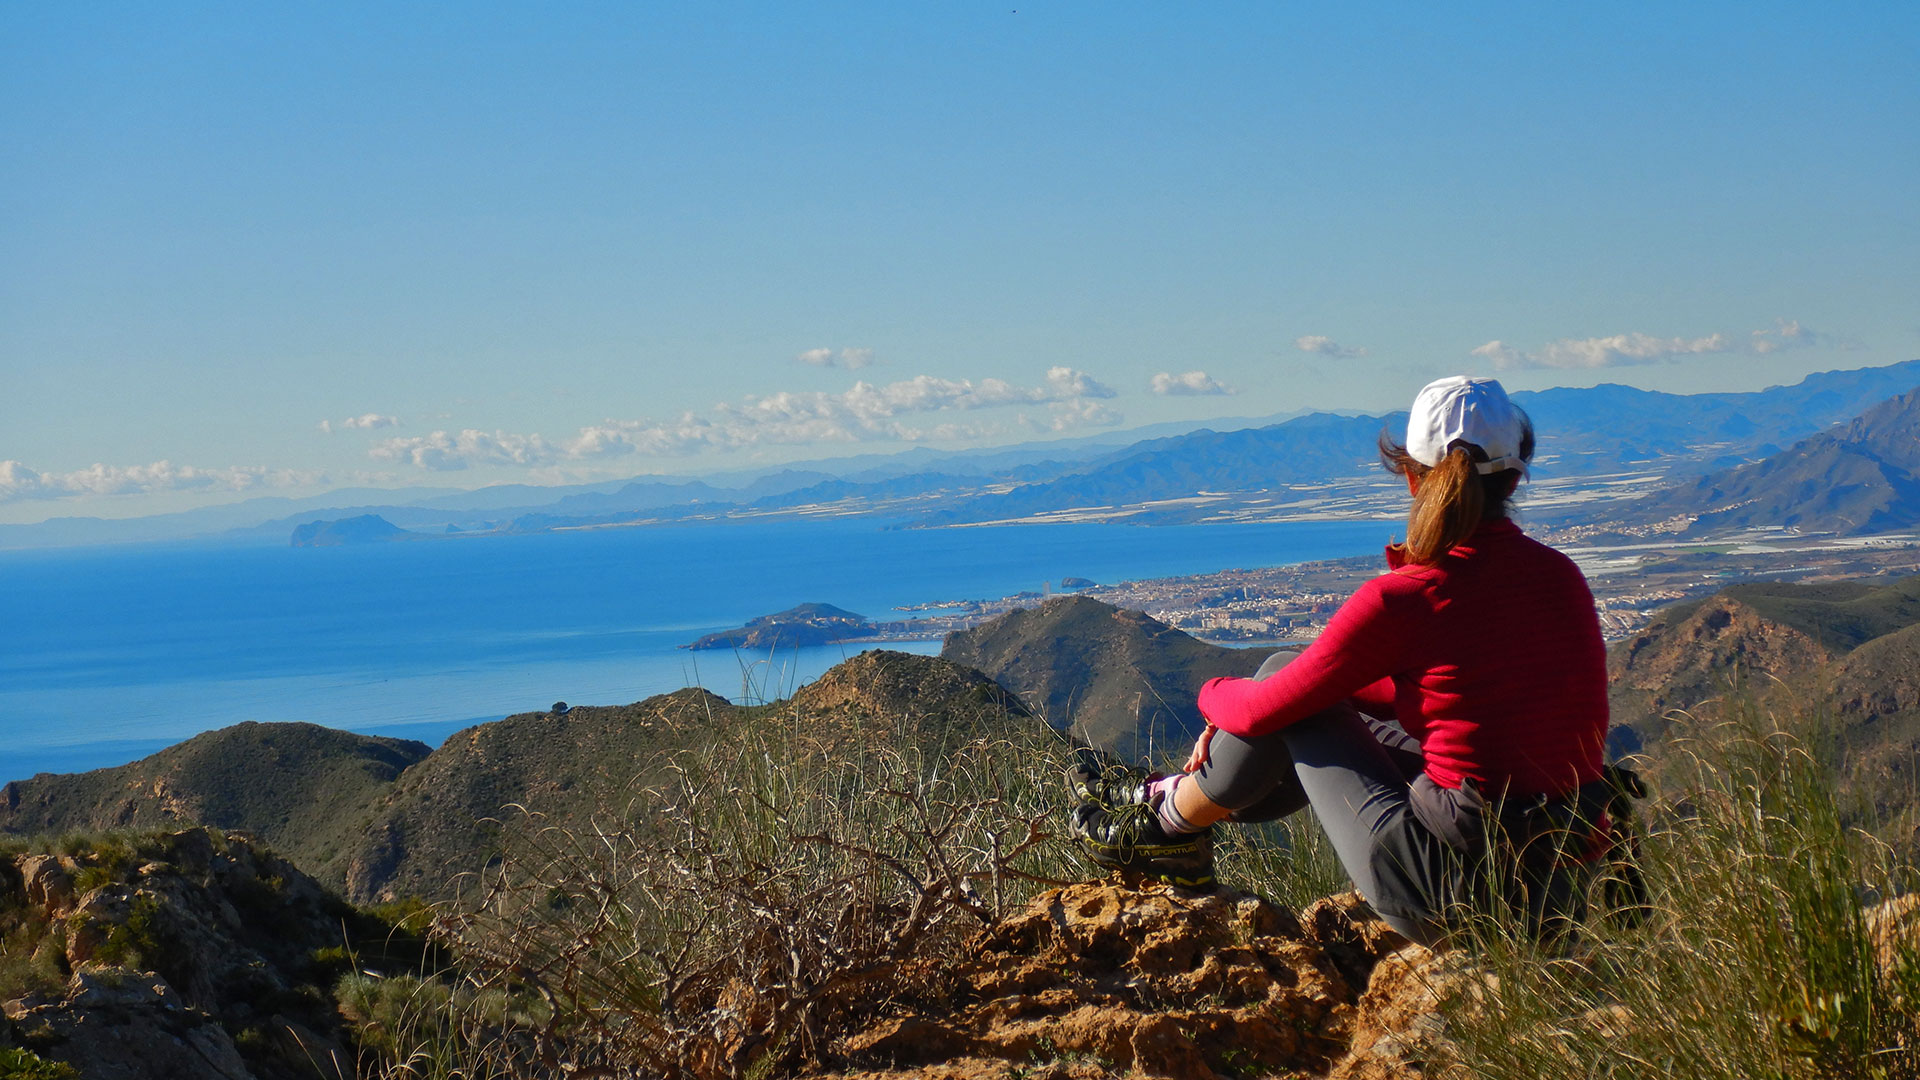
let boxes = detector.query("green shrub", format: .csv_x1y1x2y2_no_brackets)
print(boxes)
91,894,164,969
0,1046,79,1080
386,710,1079,1080
1437,701,1920,1079
0,917,66,1002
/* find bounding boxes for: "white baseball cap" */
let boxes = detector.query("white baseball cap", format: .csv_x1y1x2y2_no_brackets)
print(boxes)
1406,376,1529,475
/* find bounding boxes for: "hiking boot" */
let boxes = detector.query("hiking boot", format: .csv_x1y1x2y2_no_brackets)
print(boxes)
1070,799,1215,888
1069,746,1160,810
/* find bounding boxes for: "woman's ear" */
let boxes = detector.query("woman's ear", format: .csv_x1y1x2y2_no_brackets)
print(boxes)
1406,473,1421,497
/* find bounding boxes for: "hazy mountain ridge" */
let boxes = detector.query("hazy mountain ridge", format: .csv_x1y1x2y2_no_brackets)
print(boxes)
13,359,1920,551
1513,358,1920,476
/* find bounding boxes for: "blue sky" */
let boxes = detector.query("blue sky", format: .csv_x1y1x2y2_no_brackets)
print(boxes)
3,2,1916,522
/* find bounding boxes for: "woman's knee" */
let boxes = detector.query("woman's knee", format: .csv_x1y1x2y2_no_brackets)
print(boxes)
1253,649,1301,680
1191,726,1300,811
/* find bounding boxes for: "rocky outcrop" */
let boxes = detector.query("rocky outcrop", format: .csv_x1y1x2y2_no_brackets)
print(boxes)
785,649,1030,745
1608,593,1834,749
1,828,423,1080
811,881,1458,1080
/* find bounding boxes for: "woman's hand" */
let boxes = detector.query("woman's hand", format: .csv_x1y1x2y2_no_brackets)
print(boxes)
1184,721,1218,774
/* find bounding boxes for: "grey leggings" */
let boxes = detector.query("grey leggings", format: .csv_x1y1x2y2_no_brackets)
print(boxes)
1191,651,1466,944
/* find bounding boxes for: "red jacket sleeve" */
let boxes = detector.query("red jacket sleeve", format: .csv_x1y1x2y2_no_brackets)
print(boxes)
1197,575,1416,737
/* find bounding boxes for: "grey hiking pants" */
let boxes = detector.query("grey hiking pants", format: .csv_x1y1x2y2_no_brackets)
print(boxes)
1191,651,1586,945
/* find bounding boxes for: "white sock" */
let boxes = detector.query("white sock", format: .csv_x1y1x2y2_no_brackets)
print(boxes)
1151,774,1202,834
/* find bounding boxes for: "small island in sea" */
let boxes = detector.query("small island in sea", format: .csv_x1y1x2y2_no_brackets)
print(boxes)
684,602,875,649
290,514,419,547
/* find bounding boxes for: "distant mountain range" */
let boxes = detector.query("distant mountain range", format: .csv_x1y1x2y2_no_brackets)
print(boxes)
1605,386,1920,536
7,358,1919,551
916,358,1920,528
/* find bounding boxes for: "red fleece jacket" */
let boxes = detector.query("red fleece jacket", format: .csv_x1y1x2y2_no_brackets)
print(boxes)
1197,518,1609,797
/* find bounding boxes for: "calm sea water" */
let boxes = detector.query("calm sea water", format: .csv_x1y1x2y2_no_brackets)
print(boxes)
0,518,1385,781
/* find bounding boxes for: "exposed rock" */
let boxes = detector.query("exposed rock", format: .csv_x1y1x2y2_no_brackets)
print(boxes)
810,880,1449,1080
1,828,412,1080
1608,593,1833,745
8,966,255,1080
1866,893,1920,973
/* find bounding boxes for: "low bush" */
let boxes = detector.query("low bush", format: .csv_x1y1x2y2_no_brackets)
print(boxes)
355,708,1078,1080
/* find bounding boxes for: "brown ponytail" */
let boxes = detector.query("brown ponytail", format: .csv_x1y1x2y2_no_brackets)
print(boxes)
1378,413,1533,565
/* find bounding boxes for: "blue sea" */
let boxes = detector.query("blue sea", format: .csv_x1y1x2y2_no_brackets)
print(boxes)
0,518,1385,782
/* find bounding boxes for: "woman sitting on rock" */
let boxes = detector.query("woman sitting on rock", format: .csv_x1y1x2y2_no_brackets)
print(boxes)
1071,375,1615,945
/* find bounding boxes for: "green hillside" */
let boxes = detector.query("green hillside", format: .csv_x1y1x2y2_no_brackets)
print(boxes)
942,594,1272,760
0,721,428,887
345,651,1033,902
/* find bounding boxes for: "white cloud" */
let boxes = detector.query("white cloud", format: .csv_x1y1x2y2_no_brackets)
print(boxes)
1750,319,1829,354
1048,400,1124,431
0,459,327,504
1466,315,1843,368
1044,366,1118,400
1294,335,1368,359
372,368,1123,470
797,346,877,369
1475,319,1841,371
1150,370,1236,396
320,413,402,434
1473,332,1731,371
369,430,560,471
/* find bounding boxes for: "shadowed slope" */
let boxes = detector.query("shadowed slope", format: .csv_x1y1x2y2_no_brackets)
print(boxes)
941,595,1272,760
343,687,736,904
0,722,429,889
345,651,1036,903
